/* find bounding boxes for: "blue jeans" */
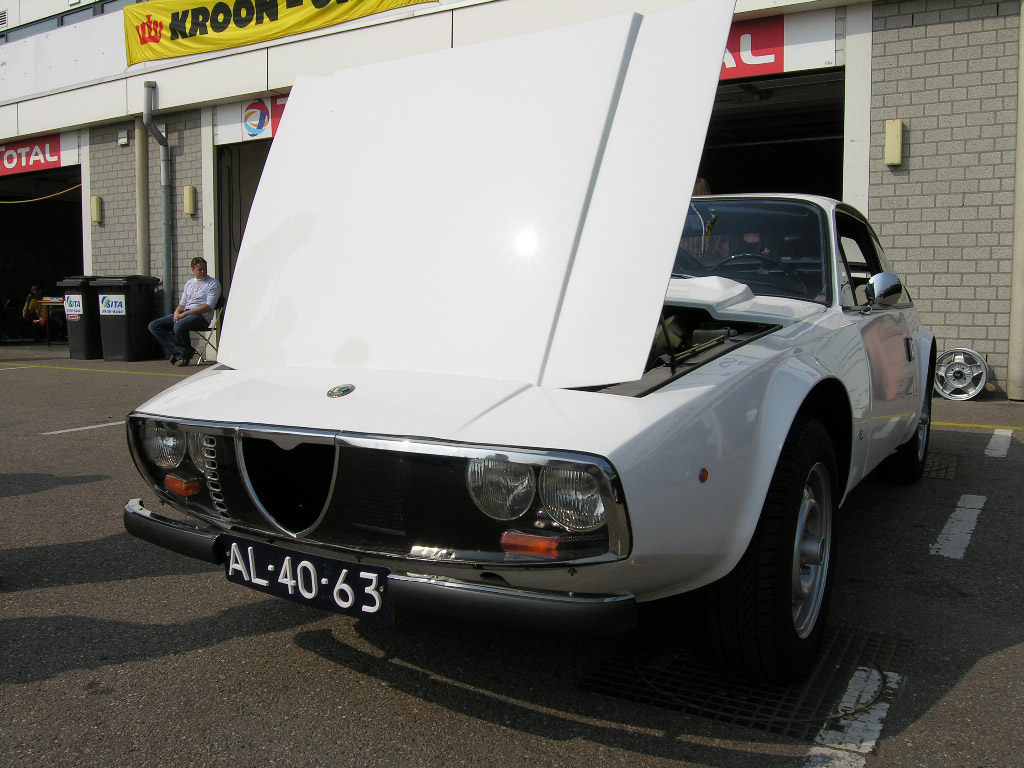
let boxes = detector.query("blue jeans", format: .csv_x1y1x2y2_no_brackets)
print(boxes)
148,313,209,358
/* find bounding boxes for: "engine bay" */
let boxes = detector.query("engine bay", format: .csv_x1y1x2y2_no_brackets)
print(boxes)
588,305,779,397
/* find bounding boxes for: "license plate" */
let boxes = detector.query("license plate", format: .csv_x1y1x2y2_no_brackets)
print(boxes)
222,536,393,624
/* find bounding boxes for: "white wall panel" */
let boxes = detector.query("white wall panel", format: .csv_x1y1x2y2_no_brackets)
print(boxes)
126,51,269,115
452,0,706,46
59,130,80,166
0,13,126,104
843,2,871,214
214,102,244,146
0,105,18,140
268,12,452,88
17,80,128,137
783,7,835,71
9,0,97,27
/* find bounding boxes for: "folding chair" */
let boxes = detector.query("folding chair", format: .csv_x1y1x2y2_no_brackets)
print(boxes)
0,299,25,343
194,295,225,364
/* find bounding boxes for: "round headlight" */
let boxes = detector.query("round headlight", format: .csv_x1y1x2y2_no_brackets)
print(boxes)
466,457,536,521
539,466,606,532
141,423,186,470
187,432,208,474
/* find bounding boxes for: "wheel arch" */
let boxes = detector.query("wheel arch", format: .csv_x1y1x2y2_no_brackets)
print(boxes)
794,378,854,500
707,360,853,585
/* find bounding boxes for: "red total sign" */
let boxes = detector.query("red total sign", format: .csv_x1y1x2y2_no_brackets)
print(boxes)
0,134,62,177
721,16,785,80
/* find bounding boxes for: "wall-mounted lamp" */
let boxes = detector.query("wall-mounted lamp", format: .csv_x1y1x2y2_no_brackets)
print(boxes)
117,129,129,147
885,119,903,166
90,195,103,224
183,185,196,216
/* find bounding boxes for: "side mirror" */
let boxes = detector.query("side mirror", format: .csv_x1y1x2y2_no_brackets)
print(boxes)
864,272,903,310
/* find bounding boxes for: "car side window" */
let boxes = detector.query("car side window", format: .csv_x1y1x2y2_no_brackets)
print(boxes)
836,212,883,309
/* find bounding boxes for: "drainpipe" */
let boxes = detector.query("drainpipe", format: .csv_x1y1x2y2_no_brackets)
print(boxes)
135,115,150,277
143,81,174,315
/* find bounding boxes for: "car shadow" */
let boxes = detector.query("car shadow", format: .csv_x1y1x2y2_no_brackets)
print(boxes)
828,426,1024,733
0,472,110,499
294,621,808,768
0,531,212,593
0,601,323,686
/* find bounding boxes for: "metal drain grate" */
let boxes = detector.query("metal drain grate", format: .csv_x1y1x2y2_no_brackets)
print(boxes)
923,453,957,479
578,626,910,742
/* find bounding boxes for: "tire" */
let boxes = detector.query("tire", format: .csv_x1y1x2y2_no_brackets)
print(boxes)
705,415,837,683
881,351,935,483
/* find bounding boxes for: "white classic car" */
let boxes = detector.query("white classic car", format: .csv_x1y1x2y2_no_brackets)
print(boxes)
123,3,934,682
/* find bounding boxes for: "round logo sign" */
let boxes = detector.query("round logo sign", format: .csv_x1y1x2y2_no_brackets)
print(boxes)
243,100,271,137
327,384,355,398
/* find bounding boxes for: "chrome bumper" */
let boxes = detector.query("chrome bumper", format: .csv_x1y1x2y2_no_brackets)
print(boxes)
124,498,636,634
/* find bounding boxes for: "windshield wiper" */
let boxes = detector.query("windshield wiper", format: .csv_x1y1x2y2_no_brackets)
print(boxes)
702,213,718,255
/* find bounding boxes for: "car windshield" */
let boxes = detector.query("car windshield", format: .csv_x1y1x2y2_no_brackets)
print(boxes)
673,198,831,304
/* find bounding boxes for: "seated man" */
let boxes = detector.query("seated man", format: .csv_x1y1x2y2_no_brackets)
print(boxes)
149,257,221,366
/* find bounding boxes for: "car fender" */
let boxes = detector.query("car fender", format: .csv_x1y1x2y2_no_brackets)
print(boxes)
722,353,845,578
914,325,937,409
603,344,845,601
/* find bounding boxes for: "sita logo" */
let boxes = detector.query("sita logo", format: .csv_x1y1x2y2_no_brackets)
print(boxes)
137,14,164,46
102,297,125,311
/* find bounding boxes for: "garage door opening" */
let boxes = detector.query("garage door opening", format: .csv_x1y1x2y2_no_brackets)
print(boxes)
0,165,83,308
216,140,271,298
700,69,845,199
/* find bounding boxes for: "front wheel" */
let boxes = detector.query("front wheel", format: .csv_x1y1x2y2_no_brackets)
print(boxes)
706,415,837,682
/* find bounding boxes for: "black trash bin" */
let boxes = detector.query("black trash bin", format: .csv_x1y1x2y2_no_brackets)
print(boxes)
57,276,103,359
94,276,161,362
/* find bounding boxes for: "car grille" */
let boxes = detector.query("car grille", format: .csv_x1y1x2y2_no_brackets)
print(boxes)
239,435,337,534
208,435,489,554
130,416,623,563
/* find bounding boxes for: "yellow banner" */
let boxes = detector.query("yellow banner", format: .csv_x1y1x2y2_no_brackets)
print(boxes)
125,0,436,65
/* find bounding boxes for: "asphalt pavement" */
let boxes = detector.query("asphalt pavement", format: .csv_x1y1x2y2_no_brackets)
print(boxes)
2,341,1022,768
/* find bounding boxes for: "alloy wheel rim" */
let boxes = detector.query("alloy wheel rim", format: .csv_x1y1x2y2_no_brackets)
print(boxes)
934,348,988,400
791,462,832,639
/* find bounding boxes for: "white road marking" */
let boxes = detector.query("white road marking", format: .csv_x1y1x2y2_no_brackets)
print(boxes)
929,494,986,559
0,366,30,371
806,665,903,767
985,429,1013,458
42,420,125,436
805,747,866,767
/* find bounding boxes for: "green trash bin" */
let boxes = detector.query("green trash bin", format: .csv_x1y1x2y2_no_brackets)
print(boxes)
57,276,102,359
94,276,161,361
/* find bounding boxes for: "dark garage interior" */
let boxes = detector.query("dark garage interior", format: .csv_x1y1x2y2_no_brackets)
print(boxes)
701,68,845,199
0,165,83,307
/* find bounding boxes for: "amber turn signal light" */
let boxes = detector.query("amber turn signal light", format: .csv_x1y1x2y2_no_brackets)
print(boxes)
500,531,562,558
165,473,202,496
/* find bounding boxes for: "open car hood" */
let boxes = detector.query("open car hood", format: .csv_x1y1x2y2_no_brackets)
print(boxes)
219,1,734,389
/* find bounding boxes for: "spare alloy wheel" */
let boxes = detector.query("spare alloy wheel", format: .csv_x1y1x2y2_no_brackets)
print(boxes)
934,347,988,401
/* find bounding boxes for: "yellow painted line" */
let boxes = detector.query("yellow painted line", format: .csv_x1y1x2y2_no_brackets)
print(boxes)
933,421,1020,431
0,362,189,378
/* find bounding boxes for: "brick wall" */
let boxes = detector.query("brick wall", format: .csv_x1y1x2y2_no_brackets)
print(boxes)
870,0,1020,389
88,110,204,312
89,120,139,277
